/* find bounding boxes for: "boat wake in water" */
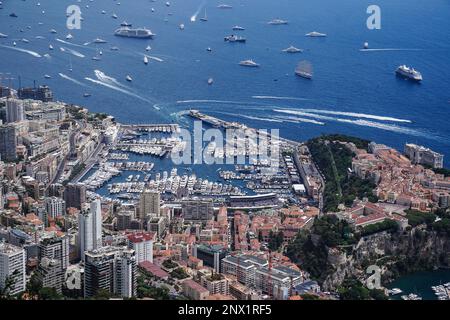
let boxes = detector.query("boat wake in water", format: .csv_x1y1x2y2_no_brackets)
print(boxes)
252,95,310,101
60,47,85,58
360,48,423,52
94,70,129,89
146,55,164,62
273,109,437,139
273,115,325,126
56,38,91,49
176,99,261,106
85,77,152,103
59,73,87,87
211,111,284,123
0,45,41,57
284,108,412,123
190,0,206,22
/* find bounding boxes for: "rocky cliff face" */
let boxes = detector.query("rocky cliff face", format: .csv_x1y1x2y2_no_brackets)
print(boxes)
321,229,450,291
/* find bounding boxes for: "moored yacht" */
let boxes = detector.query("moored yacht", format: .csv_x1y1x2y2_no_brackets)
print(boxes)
232,25,245,31
239,59,260,67
224,35,246,42
268,19,288,25
283,45,303,53
94,38,107,43
120,21,132,27
396,65,422,81
305,31,327,37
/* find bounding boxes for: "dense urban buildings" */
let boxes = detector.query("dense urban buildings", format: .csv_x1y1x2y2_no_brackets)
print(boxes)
0,242,26,296
0,86,448,302
78,199,103,261
0,124,17,162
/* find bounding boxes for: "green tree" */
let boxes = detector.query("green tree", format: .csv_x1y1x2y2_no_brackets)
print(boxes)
92,288,112,300
26,273,43,298
338,278,370,300
39,287,63,300
0,274,17,300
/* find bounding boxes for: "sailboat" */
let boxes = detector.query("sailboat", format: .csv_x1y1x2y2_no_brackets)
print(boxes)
200,8,208,22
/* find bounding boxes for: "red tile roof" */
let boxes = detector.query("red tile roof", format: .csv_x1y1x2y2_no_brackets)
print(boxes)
139,261,169,279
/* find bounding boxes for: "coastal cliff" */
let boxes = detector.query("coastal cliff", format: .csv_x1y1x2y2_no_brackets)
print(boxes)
319,228,450,291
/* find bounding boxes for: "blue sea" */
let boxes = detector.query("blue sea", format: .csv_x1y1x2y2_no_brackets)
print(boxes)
0,0,449,165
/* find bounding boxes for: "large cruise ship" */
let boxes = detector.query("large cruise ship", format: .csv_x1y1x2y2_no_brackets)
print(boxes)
114,27,155,39
396,65,422,81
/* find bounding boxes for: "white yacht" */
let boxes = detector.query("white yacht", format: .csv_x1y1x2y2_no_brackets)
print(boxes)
94,38,107,43
146,45,151,51
126,75,133,82
268,19,288,25
44,74,51,79
232,25,245,31
396,65,422,81
283,45,303,53
144,56,149,64
305,31,327,37
239,59,260,67
66,33,73,40
49,44,54,50
120,21,132,27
